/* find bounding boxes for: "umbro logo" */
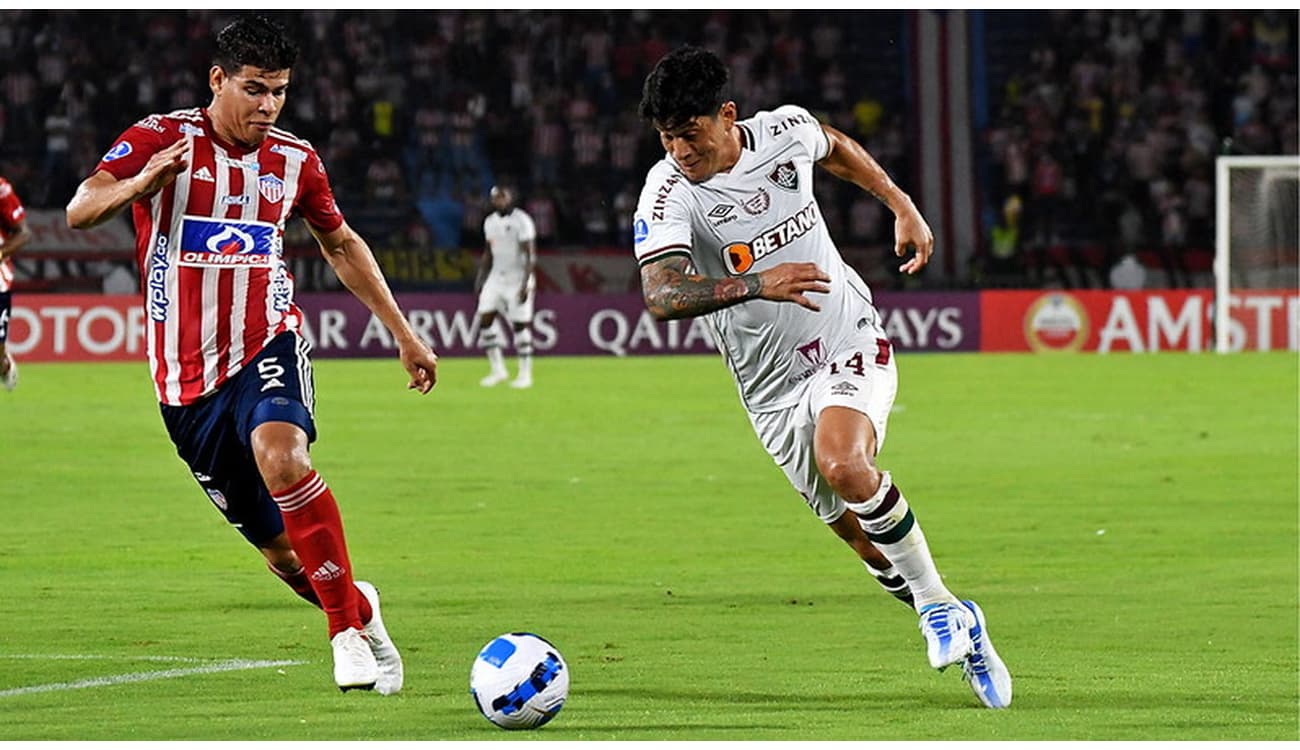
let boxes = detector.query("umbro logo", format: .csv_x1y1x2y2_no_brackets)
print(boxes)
707,203,738,226
193,166,215,183
310,560,345,582
830,381,859,397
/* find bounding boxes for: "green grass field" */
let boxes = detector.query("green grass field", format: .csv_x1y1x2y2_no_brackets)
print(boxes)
0,352,1295,740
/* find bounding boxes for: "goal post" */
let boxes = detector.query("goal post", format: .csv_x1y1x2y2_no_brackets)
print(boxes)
1214,155,1300,353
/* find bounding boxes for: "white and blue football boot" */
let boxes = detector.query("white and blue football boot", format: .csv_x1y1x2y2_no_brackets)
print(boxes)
918,601,974,670
960,600,1012,708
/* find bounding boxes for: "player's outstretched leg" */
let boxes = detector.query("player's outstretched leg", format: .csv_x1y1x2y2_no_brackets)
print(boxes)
355,581,404,695
265,557,400,695
842,471,973,670
267,468,378,692
960,600,1012,708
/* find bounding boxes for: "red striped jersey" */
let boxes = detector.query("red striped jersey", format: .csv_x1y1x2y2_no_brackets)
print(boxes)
0,176,26,294
93,108,344,406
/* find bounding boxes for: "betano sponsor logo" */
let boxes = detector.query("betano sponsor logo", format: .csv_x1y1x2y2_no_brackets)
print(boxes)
722,201,820,274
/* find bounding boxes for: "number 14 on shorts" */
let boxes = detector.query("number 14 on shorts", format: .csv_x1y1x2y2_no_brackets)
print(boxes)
829,339,891,376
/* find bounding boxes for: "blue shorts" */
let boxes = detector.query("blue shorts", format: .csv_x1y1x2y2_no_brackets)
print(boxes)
160,331,317,546
0,291,11,345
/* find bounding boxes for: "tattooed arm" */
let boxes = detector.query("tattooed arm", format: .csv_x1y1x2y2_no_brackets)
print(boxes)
818,123,934,275
640,254,831,321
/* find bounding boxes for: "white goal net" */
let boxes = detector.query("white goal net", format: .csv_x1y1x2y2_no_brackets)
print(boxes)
1214,155,1300,353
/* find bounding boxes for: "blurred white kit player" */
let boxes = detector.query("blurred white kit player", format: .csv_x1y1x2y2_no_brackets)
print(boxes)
476,186,537,389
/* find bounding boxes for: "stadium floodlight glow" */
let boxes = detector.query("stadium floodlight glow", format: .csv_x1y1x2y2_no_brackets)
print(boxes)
1214,155,1300,353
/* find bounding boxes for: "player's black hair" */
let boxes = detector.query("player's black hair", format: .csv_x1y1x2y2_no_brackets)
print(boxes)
213,15,298,74
638,46,730,130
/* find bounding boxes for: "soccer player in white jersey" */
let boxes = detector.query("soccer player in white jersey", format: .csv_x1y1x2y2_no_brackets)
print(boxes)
634,46,1011,709
475,186,538,389
65,16,436,694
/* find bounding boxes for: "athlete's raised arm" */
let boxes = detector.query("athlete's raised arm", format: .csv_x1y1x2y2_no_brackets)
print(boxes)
310,220,438,394
818,123,934,275
66,139,191,230
640,254,830,321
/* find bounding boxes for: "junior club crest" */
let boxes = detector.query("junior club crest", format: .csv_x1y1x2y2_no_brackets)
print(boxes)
258,174,285,204
767,161,799,192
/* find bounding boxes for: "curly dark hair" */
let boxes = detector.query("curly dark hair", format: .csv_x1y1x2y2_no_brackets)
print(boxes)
638,45,730,130
214,15,298,74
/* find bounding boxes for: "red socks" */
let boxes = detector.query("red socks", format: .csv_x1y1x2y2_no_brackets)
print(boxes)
271,471,365,637
268,562,373,624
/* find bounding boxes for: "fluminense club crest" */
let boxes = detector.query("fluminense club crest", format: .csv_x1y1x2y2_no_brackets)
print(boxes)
767,161,799,191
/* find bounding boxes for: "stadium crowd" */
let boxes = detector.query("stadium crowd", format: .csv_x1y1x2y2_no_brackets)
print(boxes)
979,9,1297,287
0,10,1294,290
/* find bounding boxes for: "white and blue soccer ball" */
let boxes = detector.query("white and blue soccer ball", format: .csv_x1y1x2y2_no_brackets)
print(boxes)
470,632,569,730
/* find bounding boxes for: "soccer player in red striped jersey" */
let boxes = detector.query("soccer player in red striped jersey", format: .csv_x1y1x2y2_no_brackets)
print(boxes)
0,175,30,392
66,16,435,694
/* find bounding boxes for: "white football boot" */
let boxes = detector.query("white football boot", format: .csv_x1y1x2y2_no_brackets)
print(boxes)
480,370,508,387
918,601,975,670
960,600,1012,708
330,627,378,692
355,581,403,695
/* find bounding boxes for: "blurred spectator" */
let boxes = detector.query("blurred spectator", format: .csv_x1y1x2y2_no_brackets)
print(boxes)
365,153,406,209
1109,253,1146,289
979,195,1026,287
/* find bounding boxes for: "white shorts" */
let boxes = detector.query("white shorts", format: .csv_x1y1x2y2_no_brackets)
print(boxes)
747,333,899,524
475,279,535,324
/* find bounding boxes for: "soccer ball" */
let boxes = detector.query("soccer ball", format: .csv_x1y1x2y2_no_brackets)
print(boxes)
469,632,569,730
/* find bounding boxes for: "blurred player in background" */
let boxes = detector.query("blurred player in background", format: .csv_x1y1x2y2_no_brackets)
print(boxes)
65,15,437,694
475,186,537,389
0,176,31,392
634,46,1011,709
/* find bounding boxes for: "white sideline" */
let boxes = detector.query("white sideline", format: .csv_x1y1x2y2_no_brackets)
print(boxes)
2,654,210,663
0,657,306,698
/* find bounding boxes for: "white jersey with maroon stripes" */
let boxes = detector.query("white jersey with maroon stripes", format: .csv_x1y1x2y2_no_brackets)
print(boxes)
632,104,884,412
93,108,344,406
